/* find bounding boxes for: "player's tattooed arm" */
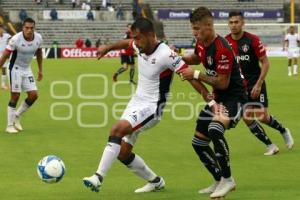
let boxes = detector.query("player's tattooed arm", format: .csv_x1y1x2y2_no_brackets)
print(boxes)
180,67,230,90
97,39,131,59
198,73,230,90
187,79,212,102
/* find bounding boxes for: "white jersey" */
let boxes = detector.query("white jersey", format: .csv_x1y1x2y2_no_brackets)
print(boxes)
130,41,186,108
285,33,300,49
6,32,42,70
0,33,11,56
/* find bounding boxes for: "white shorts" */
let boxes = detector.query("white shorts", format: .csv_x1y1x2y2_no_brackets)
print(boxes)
10,67,37,93
121,101,160,146
287,48,299,59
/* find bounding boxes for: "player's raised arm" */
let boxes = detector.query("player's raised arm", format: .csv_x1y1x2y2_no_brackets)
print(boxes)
97,39,132,60
36,48,43,81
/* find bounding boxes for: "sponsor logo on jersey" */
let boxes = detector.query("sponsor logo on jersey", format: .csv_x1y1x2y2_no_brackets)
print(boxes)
242,44,249,53
218,64,230,70
236,55,250,62
207,56,213,65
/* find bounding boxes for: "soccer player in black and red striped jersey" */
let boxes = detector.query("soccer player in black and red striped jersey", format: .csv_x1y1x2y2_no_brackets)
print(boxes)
180,7,247,198
225,11,294,156
113,23,136,84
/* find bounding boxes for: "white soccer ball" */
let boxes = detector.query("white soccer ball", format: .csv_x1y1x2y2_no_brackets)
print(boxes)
37,155,66,183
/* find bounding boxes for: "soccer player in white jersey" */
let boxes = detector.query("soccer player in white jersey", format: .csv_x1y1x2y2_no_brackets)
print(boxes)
284,26,300,76
0,18,43,133
83,17,209,193
0,24,11,90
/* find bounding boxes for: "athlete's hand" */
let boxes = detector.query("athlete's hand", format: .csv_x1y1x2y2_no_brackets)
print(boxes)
96,45,110,60
211,103,228,116
37,71,43,81
179,67,194,80
251,83,261,99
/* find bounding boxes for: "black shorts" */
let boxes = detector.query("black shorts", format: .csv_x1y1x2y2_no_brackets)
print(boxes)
247,82,268,108
121,55,135,65
196,101,244,137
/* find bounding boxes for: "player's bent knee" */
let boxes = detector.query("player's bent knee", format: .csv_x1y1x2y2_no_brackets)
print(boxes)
110,120,133,137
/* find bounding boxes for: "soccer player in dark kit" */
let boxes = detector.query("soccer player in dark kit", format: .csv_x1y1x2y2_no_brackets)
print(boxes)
225,11,294,156
180,7,247,198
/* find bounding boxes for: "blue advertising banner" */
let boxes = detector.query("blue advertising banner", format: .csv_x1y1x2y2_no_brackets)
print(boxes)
157,9,283,20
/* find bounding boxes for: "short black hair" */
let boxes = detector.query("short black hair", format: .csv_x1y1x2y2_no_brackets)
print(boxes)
22,17,35,26
131,17,154,33
229,11,243,19
190,7,213,23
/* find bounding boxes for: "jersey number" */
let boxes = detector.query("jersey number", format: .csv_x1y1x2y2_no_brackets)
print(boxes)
28,76,34,83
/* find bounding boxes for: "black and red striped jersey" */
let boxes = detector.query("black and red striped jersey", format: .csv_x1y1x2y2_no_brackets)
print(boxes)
225,32,266,87
194,35,247,102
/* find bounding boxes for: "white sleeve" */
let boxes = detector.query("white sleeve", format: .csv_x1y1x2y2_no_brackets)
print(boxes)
6,36,17,51
164,48,187,73
132,41,139,54
284,34,288,41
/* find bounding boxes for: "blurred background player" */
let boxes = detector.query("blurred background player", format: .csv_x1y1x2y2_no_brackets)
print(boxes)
0,24,11,90
180,7,247,199
226,11,294,155
113,23,136,84
0,18,43,133
284,26,300,76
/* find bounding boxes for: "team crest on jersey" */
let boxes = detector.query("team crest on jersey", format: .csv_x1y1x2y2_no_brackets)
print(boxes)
207,56,213,65
242,44,249,53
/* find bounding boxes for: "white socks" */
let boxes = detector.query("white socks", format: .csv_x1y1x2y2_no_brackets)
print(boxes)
96,141,121,177
7,106,16,126
288,66,292,76
127,154,157,181
15,101,30,117
293,65,298,74
1,75,7,86
289,65,298,76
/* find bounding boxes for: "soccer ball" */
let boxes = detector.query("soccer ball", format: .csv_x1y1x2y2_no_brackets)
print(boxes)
37,155,65,183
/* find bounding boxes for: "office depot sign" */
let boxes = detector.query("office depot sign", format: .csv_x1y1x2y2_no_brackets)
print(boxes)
60,48,121,58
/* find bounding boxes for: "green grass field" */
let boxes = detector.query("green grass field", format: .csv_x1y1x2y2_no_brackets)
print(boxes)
0,57,299,200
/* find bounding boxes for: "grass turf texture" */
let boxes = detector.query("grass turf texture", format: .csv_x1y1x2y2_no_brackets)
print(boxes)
0,57,299,200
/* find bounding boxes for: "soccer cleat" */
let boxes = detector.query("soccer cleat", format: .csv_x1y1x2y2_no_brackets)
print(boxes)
134,177,165,193
264,144,279,156
83,174,102,192
198,181,220,194
6,126,19,134
113,73,118,82
288,72,292,76
14,116,23,131
210,177,236,199
282,128,294,149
